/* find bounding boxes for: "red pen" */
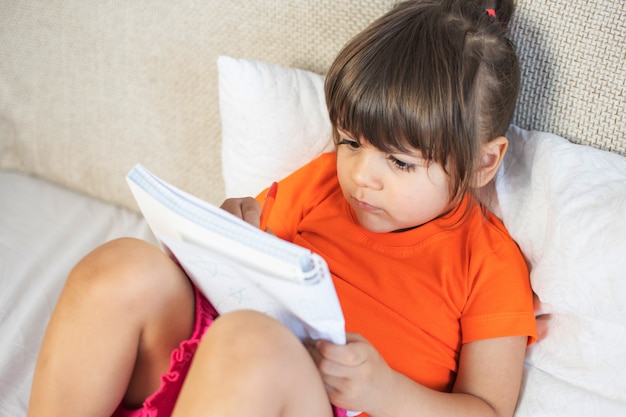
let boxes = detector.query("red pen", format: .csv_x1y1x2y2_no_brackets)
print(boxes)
259,181,278,231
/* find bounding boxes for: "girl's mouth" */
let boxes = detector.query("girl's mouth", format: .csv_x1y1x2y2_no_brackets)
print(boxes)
352,197,382,213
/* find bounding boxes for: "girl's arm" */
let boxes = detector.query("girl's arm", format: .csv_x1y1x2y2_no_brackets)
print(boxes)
314,333,527,417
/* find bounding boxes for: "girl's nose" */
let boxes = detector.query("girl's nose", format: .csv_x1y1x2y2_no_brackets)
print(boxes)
350,152,384,190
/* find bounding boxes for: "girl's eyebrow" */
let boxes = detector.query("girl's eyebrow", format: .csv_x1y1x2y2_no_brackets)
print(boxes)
336,129,361,144
336,128,354,137
403,153,421,161
390,146,425,160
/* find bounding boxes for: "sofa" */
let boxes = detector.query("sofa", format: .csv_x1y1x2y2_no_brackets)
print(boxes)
1,1,625,416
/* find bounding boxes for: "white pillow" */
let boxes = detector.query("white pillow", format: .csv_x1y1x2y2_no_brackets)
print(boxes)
218,56,333,198
495,125,626,415
217,57,626,414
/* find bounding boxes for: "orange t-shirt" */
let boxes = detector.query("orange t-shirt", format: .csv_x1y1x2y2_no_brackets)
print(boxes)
257,152,536,392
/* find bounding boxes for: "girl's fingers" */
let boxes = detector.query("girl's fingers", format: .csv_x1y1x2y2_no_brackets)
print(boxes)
220,197,262,227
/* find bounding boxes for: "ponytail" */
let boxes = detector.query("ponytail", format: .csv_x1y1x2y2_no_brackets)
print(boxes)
468,0,514,28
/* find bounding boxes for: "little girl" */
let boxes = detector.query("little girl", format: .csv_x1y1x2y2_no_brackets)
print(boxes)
29,1,536,416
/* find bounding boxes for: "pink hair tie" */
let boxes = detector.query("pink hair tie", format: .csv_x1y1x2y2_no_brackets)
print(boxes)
486,8,496,18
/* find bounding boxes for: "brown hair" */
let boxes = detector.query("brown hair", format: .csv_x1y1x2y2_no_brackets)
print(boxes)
325,0,519,205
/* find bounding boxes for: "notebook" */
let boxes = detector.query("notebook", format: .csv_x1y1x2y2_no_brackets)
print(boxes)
126,164,346,344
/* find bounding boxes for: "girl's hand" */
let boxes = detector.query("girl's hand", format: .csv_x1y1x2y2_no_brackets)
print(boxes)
311,333,397,414
220,197,262,228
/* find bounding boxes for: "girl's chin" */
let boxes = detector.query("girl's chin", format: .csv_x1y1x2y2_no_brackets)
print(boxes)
354,212,395,233
355,211,421,233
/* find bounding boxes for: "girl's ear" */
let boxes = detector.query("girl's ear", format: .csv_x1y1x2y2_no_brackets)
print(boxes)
473,136,508,187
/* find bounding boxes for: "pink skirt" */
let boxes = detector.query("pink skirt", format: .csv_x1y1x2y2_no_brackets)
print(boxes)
111,285,347,417
111,285,217,417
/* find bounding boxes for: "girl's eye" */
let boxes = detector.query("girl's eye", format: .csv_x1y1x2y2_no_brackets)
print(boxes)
388,155,415,172
338,138,361,149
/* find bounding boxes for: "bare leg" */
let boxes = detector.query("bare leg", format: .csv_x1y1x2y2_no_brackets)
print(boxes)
172,310,334,417
28,238,195,417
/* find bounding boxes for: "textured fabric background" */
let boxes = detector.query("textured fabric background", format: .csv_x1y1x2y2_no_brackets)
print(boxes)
0,0,624,210
509,1,626,155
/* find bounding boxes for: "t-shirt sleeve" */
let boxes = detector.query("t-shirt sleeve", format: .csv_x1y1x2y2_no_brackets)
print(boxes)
255,152,338,243
460,223,537,345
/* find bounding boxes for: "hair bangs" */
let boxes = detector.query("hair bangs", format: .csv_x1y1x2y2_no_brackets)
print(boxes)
325,5,456,167
327,50,447,162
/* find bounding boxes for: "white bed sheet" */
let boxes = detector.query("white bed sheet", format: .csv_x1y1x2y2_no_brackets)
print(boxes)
0,172,155,417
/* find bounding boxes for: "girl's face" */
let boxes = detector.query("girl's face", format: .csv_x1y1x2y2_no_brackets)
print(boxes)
335,129,452,233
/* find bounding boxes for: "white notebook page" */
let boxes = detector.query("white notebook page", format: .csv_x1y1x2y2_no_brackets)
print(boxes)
126,164,345,344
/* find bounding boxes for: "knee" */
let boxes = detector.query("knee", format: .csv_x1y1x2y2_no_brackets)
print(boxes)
71,238,161,285
191,311,321,399
204,310,304,363
68,238,189,308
